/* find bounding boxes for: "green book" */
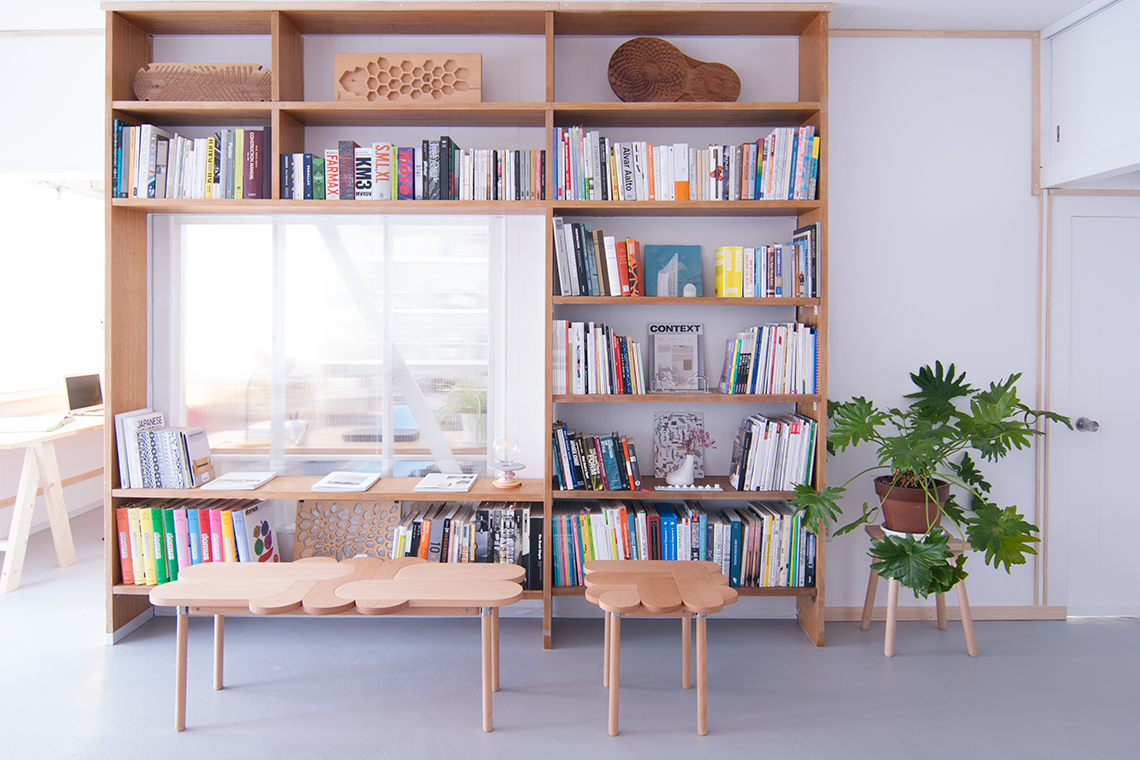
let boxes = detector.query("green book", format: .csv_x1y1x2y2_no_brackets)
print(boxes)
162,507,179,582
149,508,168,585
313,155,326,200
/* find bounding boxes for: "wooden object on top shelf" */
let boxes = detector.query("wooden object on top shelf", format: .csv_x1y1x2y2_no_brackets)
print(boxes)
133,63,272,101
608,37,741,103
334,53,481,103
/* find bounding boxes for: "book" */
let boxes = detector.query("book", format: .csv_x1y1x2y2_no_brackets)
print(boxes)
116,409,164,488
238,501,280,562
178,426,215,487
653,412,705,478
353,146,373,199
414,473,478,493
337,140,359,200
311,470,382,492
324,148,340,199
371,142,394,200
201,470,277,491
115,507,134,585
644,244,702,297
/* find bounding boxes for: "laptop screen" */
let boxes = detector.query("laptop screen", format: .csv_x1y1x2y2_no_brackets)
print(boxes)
65,373,103,412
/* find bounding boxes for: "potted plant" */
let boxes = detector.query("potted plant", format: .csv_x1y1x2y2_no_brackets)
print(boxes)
665,426,716,486
791,362,1071,598
442,373,487,445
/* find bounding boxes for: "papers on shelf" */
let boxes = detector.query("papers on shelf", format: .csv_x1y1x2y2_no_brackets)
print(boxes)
200,471,278,491
311,470,382,492
414,473,478,493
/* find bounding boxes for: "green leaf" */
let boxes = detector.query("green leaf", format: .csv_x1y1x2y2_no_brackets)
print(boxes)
949,452,991,496
904,362,973,424
869,528,968,598
827,397,888,453
788,484,845,528
835,499,881,536
966,501,1040,572
940,492,967,526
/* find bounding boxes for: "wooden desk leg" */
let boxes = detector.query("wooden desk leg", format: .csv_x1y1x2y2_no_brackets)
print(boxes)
936,592,948,630
603,610,611,688
0,449,41,593
884,578,900,657
481,607,493,732
860,567,879,630
682,614,692,690
213,615,224,690
176,607,188,732
608,612,621,737
696,613,708,736
956,582,979,656
34,442,75,568
492,607,500,693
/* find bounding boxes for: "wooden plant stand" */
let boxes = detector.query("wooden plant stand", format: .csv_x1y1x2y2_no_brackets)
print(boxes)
149,557,524,732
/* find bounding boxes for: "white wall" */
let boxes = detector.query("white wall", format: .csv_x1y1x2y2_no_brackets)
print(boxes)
828,36,1042,610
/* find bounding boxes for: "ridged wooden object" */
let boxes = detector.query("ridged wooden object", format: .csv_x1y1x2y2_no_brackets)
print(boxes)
133,63,273,102
608,37,740,103
334,53,482,103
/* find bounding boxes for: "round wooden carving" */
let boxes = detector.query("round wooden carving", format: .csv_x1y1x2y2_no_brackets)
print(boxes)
607,37,741,103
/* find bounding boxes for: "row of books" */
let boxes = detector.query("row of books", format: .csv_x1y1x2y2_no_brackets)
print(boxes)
388,502,542,590
552,126,820,202
110,122,271,200
551,500,817,589
717,322,818,396
552,425,644,492
714,222,820,299
284,139,546,202
113,408,216,489
115,499,279,586
552,320,647,396
552,218,644,298
727,413,818,492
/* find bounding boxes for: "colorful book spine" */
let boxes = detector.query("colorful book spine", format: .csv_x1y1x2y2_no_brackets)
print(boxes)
116,507,134,585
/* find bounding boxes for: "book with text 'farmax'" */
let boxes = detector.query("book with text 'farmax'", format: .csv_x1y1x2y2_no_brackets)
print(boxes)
324,148,340,200
311,470,381,492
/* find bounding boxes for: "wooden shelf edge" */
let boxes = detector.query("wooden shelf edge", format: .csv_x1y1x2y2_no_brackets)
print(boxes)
110,476,546,501
554,296,819,306
553,393,819,404
553,478,798,500
550,584,816,597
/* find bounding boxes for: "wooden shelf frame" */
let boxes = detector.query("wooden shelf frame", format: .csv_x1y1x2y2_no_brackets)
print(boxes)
103,2,830,650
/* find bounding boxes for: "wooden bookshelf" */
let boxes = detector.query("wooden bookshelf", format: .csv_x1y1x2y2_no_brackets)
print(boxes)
103,2,829,649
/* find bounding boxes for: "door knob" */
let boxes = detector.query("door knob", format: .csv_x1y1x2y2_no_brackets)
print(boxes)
1076,417,1100,432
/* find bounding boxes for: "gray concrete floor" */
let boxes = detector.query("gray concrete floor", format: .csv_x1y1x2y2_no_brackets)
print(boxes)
3,508,1137,759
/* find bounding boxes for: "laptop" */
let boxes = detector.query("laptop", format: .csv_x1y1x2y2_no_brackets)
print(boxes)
65,373,104,416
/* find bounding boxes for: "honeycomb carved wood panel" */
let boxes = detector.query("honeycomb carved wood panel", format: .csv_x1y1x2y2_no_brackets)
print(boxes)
133,63,273,102
334,53,482,103
294,500,401,561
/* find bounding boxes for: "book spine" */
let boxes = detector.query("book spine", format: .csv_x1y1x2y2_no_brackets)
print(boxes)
116,507,134,584
353,147,372,200
397,147,415,199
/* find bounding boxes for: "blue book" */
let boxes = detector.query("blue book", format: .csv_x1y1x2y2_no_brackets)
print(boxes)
643,244,703,298
232,507,250,562
598,435,624,490
187,508,201,565
698,508,708,562
656,503,676,561
721,508,743,587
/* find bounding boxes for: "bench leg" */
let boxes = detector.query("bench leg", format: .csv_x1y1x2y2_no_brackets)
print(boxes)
860,566,879,630
175,607,188,732
957,582,979,656
682,614,692,690
608,612,621,736
213,615,224,690
696,613,708,736
492,607,500,693
481,608,493,732
884,578,900,657
603,609,611,688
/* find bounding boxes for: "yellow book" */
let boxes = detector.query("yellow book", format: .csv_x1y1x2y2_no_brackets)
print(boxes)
204,135,216,199
220,505,239,562
732,246,745,297
127,507,146,585
234,127,245,200
140,507,158,585
715,246,744,297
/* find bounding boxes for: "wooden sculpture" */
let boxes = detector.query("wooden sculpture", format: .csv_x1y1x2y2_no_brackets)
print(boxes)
607,37,740,103
133,63,272,101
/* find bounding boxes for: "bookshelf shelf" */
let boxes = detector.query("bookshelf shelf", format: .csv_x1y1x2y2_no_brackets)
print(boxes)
554,476,797,500
111,477,546,502
104,1,829,650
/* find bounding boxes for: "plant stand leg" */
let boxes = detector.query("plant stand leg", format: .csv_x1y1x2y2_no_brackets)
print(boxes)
936,592,947,630
682,613,692,689
861,567,879,630
884,578,900,657
956,582,979,656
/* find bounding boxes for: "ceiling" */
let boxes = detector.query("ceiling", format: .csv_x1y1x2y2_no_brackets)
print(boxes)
0,0,1101,33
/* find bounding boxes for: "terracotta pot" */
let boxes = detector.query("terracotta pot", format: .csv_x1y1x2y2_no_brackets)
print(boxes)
874,476,949,534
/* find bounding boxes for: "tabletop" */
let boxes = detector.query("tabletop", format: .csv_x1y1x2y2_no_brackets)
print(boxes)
583,560,738,615
0,415,102,449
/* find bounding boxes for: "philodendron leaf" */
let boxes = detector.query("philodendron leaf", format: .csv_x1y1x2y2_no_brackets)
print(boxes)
950,452,992,496
828,397,887,453
967,501,1040,572
940,492,967,526
869,528,967,598
905,361,973,424
789,484,845,528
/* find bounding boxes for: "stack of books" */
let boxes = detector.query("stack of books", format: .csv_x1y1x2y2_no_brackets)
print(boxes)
717,323,818,396
551,425,642,491
726,413,818,492
113,409,215,489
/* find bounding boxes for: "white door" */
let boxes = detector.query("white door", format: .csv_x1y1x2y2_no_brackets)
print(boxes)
1048,195,1140,615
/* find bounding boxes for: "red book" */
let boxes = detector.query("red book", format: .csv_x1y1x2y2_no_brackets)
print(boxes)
615,240,632,296
625,237,642,296
646,505,661,560
116,507,134,585
397,147,415,199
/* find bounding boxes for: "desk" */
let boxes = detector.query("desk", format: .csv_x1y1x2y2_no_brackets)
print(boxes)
583,560,737,736
150,557,524,732
0,416,102,593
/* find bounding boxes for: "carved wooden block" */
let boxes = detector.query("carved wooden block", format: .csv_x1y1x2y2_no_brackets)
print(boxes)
334,53,481,103
133,63,272,102
608,37,740,103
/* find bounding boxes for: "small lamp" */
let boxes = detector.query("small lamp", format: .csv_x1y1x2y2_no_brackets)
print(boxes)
491,434,524,489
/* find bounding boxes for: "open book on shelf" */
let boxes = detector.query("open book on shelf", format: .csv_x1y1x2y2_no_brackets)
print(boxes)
200,471,277,491
311,470,381,492
413,473,478,493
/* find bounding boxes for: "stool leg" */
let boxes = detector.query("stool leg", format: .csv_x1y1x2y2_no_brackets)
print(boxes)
884,578,900,657
603,610,611,688
861,567,879,630
956,582,979,656
682,614,692,690
608,613,621,737
175,607,188,732
481,608,493,732
696,613,708,736
936,592,947,630
492,607,500,693
213,615,224,690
